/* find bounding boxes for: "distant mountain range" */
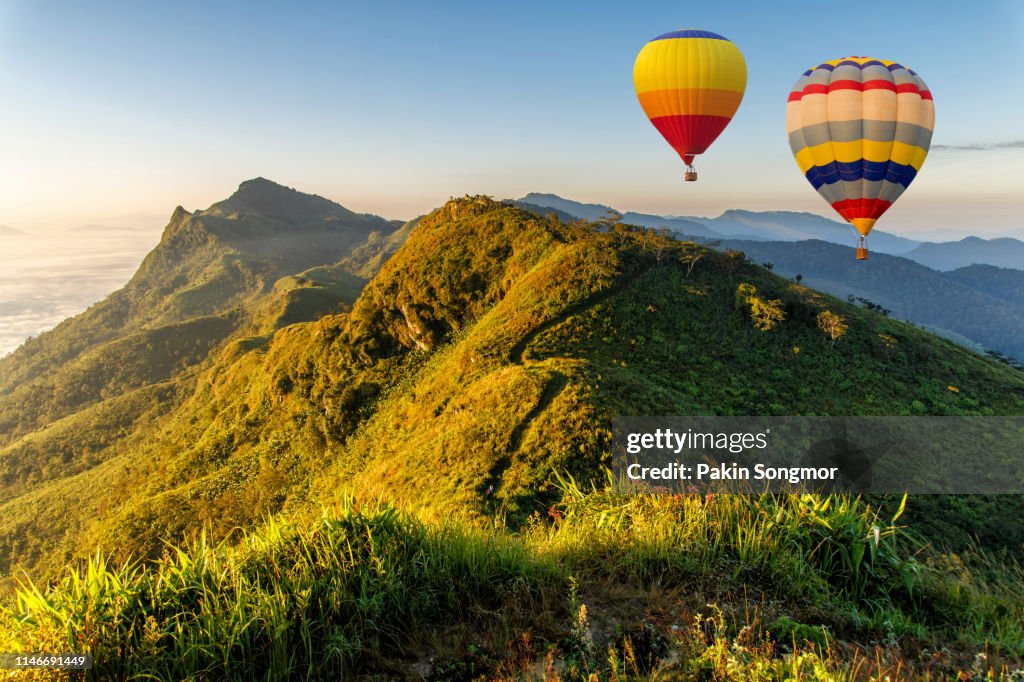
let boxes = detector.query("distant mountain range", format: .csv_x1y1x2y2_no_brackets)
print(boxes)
515,193,717,238
514,193,1024,361
515,193,1024,270
0,225,26,236
900,237,1024,271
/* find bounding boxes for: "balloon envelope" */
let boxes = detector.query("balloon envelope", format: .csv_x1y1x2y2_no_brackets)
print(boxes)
634,30,747,169
786,57,934,237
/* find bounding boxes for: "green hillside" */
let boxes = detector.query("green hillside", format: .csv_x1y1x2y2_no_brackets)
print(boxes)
2,193,1023,679
719,238,1024,362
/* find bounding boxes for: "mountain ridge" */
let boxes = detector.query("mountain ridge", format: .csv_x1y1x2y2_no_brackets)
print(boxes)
516,193,1024,268
516,193,921,253
901,235,1024,271
3,191,1023,592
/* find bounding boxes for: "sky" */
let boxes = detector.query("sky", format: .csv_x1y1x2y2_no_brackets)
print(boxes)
0,0,1021,238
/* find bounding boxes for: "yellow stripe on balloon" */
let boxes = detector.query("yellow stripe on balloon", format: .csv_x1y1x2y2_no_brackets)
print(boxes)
793,140,930,172
633,37,746,94
636,88,744,118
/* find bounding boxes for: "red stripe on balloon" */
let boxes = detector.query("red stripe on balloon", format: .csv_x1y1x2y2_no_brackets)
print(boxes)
895,83,932,99
831,198,893,222
789,84,826,101
827,79,897,93
649,114,733,159
790,80,932,102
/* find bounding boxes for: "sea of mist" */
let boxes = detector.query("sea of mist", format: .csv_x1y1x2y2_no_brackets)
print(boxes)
0,230,159,357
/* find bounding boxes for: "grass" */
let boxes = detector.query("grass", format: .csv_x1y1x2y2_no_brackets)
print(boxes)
3,474,1022,680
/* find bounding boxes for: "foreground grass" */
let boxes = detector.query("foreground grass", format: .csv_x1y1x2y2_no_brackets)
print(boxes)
2,479,1022,680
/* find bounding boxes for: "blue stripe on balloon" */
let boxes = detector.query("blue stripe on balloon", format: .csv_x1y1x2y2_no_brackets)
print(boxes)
804,160,918,189
652,29,727,40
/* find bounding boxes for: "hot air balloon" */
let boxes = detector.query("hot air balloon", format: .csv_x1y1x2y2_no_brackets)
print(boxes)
634,29,747,181
786,57,934,259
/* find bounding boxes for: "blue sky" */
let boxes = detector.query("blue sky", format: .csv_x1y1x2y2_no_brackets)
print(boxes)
0,0,1021,237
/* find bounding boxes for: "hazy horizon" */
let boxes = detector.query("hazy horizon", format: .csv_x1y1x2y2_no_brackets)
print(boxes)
0,230,158,357
3,180,1023,242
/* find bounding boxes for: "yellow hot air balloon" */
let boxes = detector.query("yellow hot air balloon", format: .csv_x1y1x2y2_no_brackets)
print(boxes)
786,57,935,259
634,29,747,181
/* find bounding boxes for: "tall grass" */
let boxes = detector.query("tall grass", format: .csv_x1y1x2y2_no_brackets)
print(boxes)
540,471,917,604
1,496,563,680
2,481,1021,680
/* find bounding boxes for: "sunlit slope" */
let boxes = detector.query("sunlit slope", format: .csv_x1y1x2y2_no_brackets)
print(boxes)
4,197,1021,590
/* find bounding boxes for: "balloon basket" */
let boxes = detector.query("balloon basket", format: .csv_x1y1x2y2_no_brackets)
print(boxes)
854,235,870,260
684,166,698,182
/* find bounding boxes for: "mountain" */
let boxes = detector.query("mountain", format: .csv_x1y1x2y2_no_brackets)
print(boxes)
516,192,618,221
0,225,26,236
944,264,1024,310
2,192,1023,677
901,236,1024,271
0,178,410,515
508,199,578,224
703,209,921,254
3,193,1023,591
718,238,1024,361
517,193,921,254
515,192,719,237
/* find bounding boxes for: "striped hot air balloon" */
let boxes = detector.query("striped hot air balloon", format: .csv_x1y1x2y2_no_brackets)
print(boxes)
633,29,747,181
786,57,934,259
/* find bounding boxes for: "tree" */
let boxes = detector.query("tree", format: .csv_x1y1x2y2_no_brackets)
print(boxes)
795,274,803,284
735,283,757,310
749,297,786,331
736,283,785,331
817,311,849,347
678,243,705,277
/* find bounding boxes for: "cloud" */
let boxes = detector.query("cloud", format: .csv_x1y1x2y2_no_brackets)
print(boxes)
932,140,1024,152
